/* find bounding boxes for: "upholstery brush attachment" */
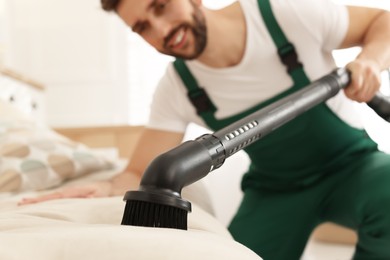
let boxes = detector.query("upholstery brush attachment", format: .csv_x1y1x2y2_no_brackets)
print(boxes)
121,191,190,230
121,136,226,230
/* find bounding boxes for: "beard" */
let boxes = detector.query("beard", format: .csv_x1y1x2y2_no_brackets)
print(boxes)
161,4,207,60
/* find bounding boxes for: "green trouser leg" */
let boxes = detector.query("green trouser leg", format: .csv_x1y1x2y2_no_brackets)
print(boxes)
229,189,317,260
228,151,390,260
322,151,390,259
228,183,322,259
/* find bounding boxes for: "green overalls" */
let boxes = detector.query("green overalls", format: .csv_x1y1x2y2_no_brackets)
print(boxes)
173,0,390,259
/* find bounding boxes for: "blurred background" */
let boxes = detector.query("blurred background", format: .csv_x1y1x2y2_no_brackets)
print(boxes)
0,0,389,151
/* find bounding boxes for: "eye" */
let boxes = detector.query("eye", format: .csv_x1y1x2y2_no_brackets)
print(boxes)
133,22,149,35
138,24,147,34
155,0,169,14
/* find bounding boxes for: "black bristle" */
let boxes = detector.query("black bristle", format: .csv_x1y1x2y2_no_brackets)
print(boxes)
121,200,188,230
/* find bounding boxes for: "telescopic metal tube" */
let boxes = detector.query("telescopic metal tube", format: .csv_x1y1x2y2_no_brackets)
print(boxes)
211,68,349,159
128,67,390,213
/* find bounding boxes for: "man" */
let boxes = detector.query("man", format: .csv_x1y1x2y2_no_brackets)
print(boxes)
20,0,390,259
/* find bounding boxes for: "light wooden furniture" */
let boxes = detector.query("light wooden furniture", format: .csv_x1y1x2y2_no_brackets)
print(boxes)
0,68,45,91
312,223,357,245
0,67,46,123
55,125,144,159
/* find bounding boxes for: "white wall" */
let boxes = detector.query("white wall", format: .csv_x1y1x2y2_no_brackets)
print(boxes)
0,0,6,65
2,0,131,127
0,0,236,128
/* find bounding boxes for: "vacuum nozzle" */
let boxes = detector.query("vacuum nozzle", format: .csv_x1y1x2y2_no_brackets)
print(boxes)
121,135,225,229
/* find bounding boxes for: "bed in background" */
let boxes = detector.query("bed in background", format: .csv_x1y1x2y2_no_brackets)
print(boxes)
0,68,261,260
0,163,262,260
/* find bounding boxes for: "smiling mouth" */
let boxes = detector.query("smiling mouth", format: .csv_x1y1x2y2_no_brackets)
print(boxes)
166,26,187,50
173,29,185,46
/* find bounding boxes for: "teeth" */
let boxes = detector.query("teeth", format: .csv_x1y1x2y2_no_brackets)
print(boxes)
174,30,184,46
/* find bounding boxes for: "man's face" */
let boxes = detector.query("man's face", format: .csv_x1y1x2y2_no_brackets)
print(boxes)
117,0,207,60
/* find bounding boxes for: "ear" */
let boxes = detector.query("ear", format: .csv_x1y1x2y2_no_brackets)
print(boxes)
192,0,202,7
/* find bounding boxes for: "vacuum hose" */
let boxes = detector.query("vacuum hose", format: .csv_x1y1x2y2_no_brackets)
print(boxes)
122,68,390,229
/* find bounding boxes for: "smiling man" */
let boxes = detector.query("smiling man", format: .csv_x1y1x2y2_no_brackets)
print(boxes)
119,0,207,59
21,0,390,259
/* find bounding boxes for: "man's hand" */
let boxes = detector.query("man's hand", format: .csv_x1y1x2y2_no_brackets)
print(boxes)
18,128,184,206
18,181,113,205
344,59,382,103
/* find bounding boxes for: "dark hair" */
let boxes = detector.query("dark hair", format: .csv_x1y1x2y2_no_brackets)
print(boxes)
101,0,120,11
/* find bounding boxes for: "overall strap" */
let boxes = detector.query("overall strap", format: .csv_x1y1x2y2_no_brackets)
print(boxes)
173,59,217,117
173,0,310,122
257,0,308,85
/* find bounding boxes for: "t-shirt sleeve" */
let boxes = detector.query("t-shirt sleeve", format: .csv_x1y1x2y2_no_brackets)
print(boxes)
319,0,349,51
279,0,349,52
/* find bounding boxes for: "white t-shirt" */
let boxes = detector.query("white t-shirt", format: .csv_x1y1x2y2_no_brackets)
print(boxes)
147,0,361,133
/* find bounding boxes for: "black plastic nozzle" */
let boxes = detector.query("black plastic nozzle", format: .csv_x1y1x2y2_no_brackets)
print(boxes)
121,135,225,229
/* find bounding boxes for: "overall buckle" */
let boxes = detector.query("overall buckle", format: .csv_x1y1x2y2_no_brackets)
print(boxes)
188,88,216,115
278,43,303,73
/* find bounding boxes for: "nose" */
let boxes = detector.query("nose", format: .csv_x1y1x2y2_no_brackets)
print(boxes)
149,16,171,41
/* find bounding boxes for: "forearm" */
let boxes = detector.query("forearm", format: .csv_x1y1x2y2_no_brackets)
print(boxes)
358,10,390,70
109,170,141,196
108,128,185,196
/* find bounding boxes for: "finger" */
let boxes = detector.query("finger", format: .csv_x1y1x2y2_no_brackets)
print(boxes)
344,73,363,99
63,188,95,198
345,63,361,94
18,198,43,205
18,199,36,206
37,192,64,200
359,76,374,102
18,192,63,206
357,72,380,102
